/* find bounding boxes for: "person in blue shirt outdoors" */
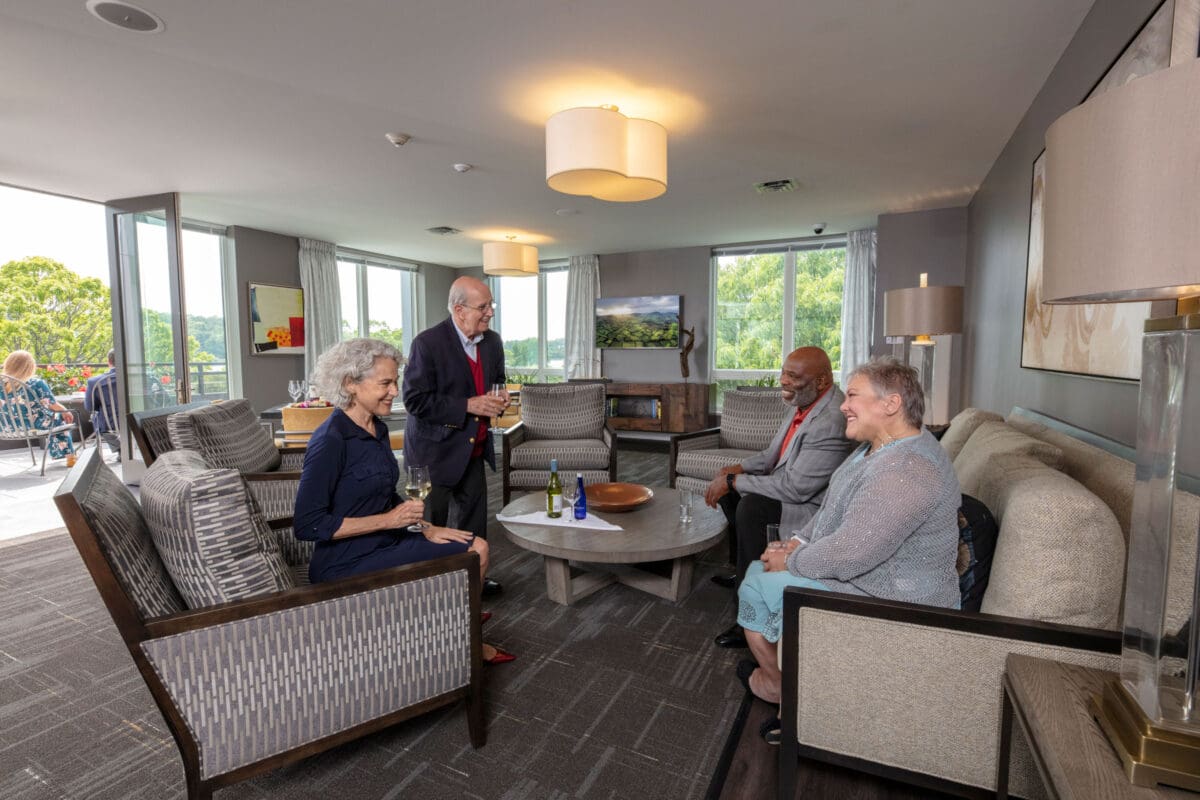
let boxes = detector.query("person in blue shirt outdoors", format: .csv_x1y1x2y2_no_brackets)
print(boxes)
1,350,77,462
84,349,120,458
294,337,514,666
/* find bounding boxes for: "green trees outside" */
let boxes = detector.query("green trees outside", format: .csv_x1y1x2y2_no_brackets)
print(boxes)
0,256,112,365
713,248,845,373
503,336,564,373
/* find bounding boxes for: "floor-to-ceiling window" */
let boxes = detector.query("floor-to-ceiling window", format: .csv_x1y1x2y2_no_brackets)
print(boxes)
336,250,420,357
491,262,568,382
710,239,846,406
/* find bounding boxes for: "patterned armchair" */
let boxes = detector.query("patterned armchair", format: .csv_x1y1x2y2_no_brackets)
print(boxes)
501,383,616,504
54,448,484,800
167,398,312,567
128,400,212,466
668,388,792,492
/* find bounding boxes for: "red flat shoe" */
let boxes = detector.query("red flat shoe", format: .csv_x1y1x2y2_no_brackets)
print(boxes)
483,646,516,666
480,611,492,624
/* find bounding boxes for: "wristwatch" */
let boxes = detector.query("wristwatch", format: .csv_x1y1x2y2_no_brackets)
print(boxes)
726,473,736,490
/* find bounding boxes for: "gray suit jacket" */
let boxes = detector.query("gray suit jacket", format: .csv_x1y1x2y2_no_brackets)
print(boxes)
734,386,854,534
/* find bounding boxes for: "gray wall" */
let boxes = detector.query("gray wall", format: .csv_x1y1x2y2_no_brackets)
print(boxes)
420,263,459,328
229,226,303,414
875,207,968,414
597,246,712,384
964,0,1161,447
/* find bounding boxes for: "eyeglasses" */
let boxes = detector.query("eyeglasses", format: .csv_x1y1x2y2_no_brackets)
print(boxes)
461,302,497,313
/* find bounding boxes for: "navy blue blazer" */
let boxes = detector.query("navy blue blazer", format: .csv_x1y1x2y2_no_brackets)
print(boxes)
84,369,118,433
402,317,506,486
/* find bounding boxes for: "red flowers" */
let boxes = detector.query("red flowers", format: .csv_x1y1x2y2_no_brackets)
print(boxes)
81,367,93,378
67,377,79,388
160,375,172,385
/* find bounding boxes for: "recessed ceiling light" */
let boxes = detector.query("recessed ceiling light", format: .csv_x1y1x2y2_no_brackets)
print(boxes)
453,163,473,173
85,0,164,33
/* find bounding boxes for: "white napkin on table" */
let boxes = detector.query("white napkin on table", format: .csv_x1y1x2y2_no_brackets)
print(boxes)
496,510,623,531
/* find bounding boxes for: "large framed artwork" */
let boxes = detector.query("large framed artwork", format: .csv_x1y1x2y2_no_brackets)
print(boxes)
249,282,305,355
1021,0,1200,380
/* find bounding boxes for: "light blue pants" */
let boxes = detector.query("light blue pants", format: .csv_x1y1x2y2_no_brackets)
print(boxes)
737,561,828,643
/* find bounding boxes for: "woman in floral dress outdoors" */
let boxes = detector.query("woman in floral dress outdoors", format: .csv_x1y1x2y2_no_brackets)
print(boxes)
1,350,78,461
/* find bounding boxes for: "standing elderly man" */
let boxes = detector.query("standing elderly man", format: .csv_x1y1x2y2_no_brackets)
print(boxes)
706,346,854,648
403,276,509,596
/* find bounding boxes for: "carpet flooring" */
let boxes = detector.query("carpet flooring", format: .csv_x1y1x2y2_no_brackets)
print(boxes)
0,445,752,800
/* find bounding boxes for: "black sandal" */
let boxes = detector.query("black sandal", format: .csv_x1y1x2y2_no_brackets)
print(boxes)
759,716,781,745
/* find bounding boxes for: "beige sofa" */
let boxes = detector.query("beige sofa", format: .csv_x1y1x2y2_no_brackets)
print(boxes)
778,406,1200,799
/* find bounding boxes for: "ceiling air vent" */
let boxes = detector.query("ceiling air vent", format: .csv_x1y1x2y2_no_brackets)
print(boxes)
754,179,798,194
425,226,462,236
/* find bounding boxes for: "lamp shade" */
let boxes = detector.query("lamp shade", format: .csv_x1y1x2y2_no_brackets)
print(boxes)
1043,57,1200,304
884,285,963,337
546,106,667,202
482,241,538,277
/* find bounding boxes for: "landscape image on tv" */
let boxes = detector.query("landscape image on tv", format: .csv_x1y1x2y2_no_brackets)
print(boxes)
595,295,681,348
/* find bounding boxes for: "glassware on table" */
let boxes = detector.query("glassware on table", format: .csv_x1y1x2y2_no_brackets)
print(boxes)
489,383,508,433
404,465,432,532
679,490,694,524
288,380,304,404
561,480,577,521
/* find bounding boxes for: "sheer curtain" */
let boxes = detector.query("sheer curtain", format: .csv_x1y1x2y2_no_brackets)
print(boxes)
564,254,602,379
298,238,341,384
839,228,877,386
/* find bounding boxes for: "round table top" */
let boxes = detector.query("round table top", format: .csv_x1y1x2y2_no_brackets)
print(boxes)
497,487,725,564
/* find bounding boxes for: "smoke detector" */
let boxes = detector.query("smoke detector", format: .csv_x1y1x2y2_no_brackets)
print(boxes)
452,163,473,173
754,179,798,194
426,226,462,236
385,132,412,147
86,0,164,33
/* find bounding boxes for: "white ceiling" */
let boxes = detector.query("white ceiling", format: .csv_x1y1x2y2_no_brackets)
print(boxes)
0,0,1093,267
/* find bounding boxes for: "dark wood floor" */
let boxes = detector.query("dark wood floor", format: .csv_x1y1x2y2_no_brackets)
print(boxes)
717,691,960,800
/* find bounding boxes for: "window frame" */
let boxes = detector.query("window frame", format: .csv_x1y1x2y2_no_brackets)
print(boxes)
490,260,568,382
335,248,421,356
709,236,848,386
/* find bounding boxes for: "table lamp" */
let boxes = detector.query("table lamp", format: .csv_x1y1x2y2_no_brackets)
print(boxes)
1043,56,1200,790
883,273,963,424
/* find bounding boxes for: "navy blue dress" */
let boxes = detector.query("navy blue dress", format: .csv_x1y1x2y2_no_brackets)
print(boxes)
294,407,469,583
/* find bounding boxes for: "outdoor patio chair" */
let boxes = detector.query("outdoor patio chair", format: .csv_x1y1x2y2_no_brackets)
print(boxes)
128,400,211,466
0,373,84,475
501,382,616,504
54,447,483,800
85,371,121,455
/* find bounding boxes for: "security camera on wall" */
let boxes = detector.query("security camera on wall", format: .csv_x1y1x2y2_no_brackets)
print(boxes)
813,223,827,235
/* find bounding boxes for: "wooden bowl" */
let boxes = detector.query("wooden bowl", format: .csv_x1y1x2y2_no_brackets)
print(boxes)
585,482,654,512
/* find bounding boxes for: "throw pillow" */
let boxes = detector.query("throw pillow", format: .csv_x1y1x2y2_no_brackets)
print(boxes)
956,494,998,612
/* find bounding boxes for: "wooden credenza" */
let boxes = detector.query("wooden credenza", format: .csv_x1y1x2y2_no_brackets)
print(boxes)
603,382,709,433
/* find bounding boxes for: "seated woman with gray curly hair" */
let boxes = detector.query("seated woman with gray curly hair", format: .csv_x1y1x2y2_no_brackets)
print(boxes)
736,356,960,720
295,338,514,665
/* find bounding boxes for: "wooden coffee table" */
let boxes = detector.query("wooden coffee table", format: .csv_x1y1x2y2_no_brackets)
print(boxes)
497,488,725,605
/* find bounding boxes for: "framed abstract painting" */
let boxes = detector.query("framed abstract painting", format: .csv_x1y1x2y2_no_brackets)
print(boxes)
249,282,305,355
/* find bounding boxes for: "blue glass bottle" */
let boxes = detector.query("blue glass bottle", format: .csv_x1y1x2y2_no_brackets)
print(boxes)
574,474,587,520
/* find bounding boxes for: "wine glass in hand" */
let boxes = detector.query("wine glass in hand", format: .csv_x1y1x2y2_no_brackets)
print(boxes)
404,465,432,532
489,383,508,433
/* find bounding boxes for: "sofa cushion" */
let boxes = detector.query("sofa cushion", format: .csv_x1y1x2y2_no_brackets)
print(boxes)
141,450,294,609
979,456,1124,629
675,448,761,481
956,494,998,613
953,421,1063,497
720,390,792,450
509,438,611,470
519,383,606,440
168,398,282,473
940,407,1004,461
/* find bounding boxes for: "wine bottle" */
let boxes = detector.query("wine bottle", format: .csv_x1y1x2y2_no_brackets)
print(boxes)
574,473,587,520
547,458,563,518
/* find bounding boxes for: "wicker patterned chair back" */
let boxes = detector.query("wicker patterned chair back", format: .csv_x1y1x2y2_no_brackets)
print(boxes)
0,373,82,474
53,447,485,799
519,383,606,439
719,389,792,450
128,400,210,466
168,398,282,473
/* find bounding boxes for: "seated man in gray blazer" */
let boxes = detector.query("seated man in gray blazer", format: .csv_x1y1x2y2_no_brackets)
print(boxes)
704,346,854,648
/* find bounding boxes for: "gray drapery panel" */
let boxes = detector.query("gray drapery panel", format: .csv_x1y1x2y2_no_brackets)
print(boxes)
298,238,341,384
840,228,877,386
564,255,602,379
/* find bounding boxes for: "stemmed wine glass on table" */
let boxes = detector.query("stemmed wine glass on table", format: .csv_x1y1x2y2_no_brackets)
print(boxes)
561,480,578,522
489,383,508,433
287,380,304,404
405,465,432,532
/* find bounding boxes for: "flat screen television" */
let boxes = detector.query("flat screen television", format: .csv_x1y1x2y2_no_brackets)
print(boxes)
595,294,681,349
